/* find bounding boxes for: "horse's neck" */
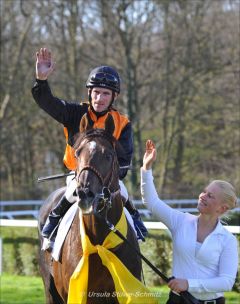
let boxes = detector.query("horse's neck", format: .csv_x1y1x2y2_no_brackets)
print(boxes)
83,195,123,245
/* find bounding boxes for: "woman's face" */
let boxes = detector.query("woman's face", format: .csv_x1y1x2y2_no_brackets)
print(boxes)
197,182,227,215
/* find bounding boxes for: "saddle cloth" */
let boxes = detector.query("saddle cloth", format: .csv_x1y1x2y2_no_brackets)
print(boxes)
51,202,79,261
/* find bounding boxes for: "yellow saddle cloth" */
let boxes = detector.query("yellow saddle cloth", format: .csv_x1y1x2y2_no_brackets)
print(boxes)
68,210,158,304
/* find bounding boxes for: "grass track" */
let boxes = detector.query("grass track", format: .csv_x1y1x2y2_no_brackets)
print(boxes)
1,273,239,304
1,273,45,304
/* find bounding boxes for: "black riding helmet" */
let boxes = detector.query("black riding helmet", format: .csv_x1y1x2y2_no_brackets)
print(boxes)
86,66,121,94
86,66,121,114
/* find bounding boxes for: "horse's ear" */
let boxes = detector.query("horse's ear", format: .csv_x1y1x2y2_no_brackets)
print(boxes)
79,113,93,133
105,113,115,136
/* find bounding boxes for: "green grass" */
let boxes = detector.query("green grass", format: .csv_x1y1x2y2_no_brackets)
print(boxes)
0,273,45,304
0,273,239,304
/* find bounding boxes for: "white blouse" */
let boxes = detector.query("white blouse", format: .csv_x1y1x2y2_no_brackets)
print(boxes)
141,168,238,300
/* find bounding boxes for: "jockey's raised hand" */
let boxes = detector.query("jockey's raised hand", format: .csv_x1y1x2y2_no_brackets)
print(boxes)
36,48,55,80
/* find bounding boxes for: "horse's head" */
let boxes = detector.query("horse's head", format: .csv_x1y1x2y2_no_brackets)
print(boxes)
74,113,120,215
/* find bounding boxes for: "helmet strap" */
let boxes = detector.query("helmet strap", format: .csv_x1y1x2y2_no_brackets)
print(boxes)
110,91,116,107
88,88,92,104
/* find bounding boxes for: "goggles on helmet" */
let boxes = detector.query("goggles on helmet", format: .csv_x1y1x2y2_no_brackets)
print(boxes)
86,66,121,93
90,72,119,86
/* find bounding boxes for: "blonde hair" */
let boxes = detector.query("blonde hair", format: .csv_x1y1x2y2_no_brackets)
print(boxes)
210,180,237,210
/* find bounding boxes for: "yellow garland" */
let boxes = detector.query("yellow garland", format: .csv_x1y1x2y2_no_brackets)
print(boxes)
68,210,158,304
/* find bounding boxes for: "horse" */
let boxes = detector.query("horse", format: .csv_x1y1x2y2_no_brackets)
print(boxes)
38,114,142,304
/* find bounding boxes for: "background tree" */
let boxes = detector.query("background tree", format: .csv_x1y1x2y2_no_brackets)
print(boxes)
0,0,239,200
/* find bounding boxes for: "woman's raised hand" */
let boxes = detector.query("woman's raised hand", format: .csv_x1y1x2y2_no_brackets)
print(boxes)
35,48,55,80
142,140,157,170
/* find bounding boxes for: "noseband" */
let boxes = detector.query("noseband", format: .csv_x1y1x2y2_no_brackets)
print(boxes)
77,163,114,190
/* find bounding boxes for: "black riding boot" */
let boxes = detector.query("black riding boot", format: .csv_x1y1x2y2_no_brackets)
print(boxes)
125,199,148,241
41,196,72,239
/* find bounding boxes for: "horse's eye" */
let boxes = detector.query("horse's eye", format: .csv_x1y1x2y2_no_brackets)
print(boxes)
75,147,82,157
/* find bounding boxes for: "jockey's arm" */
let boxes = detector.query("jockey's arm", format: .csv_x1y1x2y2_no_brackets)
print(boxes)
117,122,133,180
31,79,86,127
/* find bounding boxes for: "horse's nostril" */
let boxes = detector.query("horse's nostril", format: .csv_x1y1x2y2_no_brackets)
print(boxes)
77,189,87,200
87,190,94,199
77,188,95,200
77,188,95,215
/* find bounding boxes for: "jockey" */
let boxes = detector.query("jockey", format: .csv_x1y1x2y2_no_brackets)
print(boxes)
32,48,147,241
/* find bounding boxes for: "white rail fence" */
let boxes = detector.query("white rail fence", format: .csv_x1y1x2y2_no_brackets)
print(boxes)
1,199,239,220
0,199,239,233
0,219,239,234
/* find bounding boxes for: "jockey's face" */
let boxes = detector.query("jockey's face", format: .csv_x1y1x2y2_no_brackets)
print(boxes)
90,87,116,112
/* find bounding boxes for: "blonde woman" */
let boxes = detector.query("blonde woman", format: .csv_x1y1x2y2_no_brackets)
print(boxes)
141,140,238,304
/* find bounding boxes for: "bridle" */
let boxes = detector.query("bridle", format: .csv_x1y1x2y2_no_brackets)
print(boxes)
75,132,120,217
